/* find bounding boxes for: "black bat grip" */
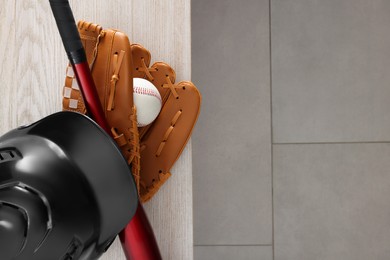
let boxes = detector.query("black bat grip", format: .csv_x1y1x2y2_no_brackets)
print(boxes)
49,0,86,64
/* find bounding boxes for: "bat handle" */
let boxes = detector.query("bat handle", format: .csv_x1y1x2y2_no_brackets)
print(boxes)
49,0,111,134
49,0,86,64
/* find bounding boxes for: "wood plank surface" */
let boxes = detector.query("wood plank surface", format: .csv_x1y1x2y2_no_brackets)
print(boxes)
0,1,193,259
0,1,16,127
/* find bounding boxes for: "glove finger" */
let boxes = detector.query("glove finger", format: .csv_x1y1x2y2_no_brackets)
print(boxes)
139,81,201,202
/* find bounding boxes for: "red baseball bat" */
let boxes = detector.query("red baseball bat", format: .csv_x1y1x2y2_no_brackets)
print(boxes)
49,1,162,259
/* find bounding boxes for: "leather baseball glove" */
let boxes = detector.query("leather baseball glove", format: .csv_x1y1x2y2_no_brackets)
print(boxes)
62,21,201,202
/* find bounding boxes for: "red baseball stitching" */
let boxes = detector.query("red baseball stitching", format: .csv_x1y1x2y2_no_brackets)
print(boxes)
134,86,162,104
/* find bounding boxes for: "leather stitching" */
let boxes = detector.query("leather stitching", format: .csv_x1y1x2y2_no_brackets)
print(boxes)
155,110,182,157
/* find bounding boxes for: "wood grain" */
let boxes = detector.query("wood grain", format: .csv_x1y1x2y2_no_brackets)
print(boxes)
0,1,193,259
0,1,15,131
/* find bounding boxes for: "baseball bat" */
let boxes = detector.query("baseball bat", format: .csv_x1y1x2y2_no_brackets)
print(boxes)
49,1,162,259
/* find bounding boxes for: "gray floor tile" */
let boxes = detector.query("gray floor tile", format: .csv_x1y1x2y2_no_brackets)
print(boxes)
192,0,272,245
272,0,390,143
195,246,273,260
274,143,390,260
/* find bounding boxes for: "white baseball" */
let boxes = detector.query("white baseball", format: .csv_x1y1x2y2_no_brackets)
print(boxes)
133,77,162,127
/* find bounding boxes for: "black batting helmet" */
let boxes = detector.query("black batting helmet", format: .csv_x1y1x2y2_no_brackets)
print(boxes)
0,112,138,260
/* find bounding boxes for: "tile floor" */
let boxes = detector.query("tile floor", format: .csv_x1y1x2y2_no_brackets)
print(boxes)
192,0,390,259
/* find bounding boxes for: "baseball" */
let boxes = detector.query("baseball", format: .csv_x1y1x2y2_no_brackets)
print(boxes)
133,77,162,127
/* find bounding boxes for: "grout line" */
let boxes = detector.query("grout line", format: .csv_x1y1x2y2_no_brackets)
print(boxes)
268,0,275,260
273,141,390,145
194,244,273,247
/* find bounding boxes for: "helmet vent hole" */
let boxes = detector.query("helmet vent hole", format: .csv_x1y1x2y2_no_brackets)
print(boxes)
0,149,20,162
61,238,82,260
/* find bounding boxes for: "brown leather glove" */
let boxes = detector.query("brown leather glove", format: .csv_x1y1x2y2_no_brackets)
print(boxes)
62,21,201,203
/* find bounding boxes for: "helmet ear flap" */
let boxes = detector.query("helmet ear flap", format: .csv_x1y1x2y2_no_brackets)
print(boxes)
0,183,52,258
0,202,27,259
